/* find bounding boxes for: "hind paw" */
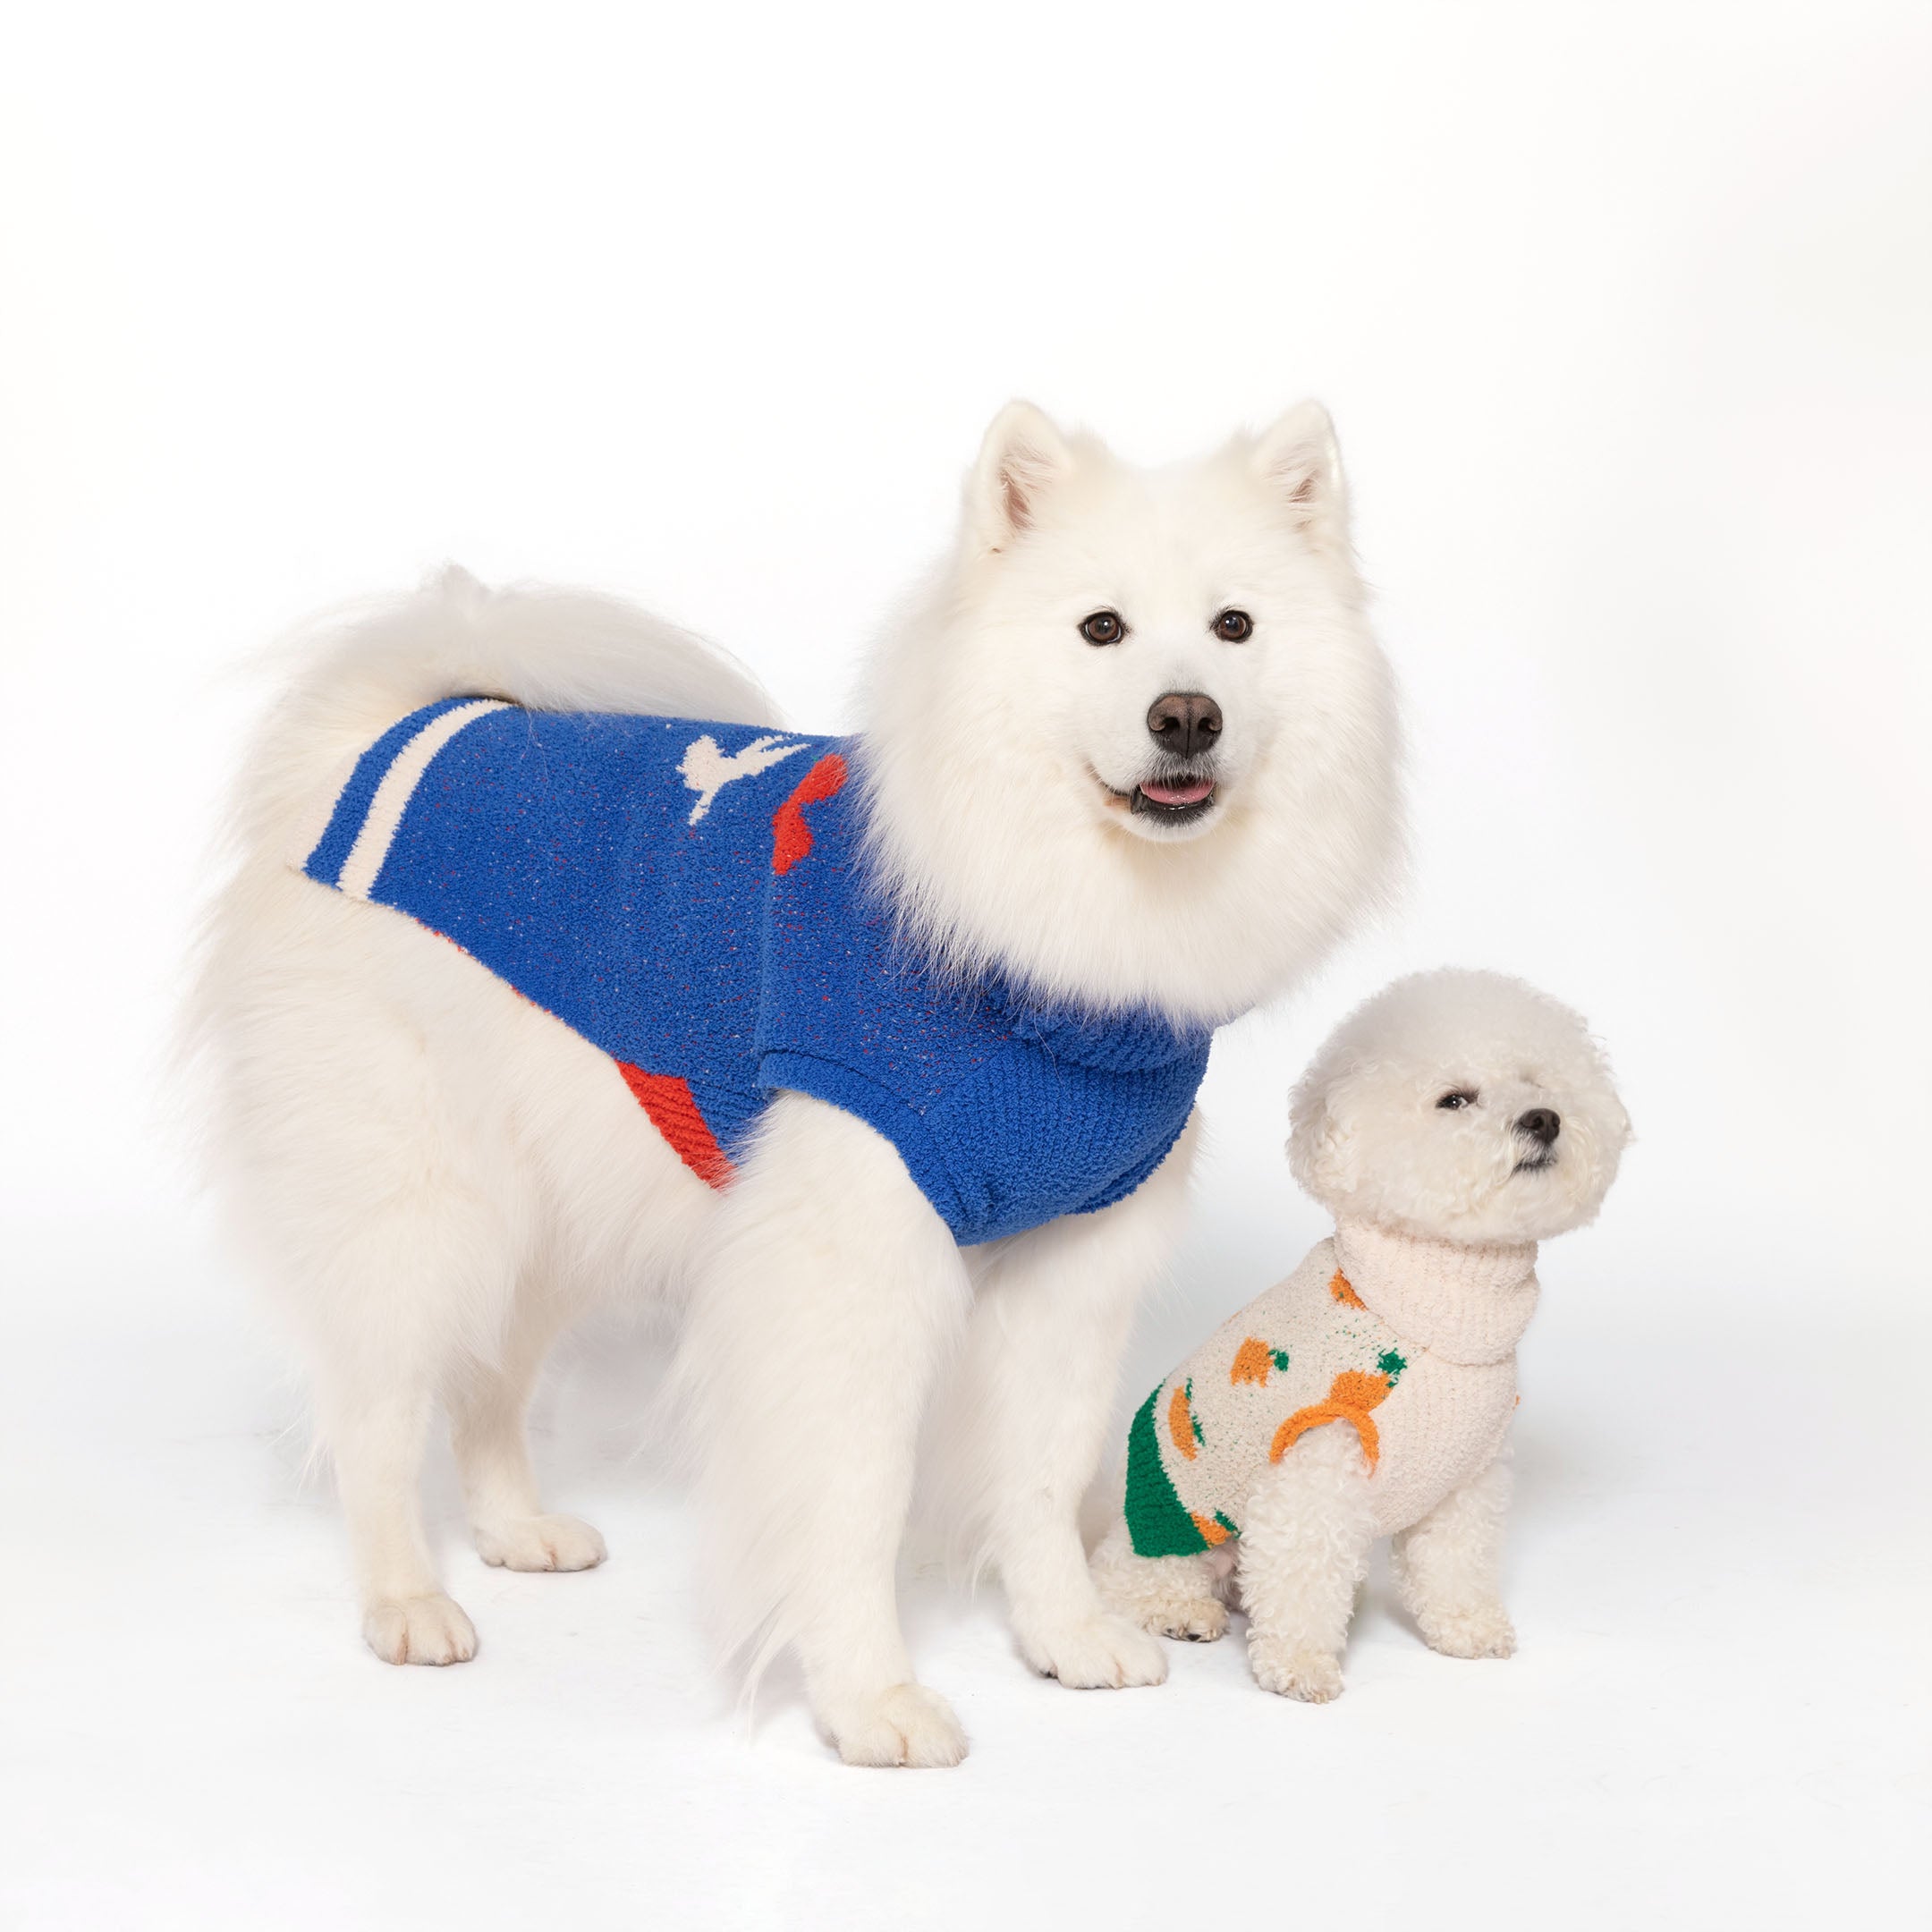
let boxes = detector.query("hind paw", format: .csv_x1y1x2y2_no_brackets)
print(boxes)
475,1513,607,1572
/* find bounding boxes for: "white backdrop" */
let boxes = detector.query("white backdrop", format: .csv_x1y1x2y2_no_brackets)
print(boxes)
3,5,1927,1928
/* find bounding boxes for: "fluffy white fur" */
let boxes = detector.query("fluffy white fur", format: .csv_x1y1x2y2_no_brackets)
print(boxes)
863,402,1396,1018
1094,970,1630,1699
1288,969,1631,1245
186,403,1399,1765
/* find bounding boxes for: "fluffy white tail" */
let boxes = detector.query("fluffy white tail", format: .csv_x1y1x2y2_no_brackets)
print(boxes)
220,567,782,860
182,569,784,1140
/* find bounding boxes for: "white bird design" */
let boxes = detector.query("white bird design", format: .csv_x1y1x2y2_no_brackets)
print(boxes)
679,732,809,826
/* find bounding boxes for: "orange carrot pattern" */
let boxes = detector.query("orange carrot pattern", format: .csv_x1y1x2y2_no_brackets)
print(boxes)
1191,1512,1232,1546
1329,1268,1365,1308
1230,1337,1274,1385
1167,1381,1200,1461
1269,1363,1402,1471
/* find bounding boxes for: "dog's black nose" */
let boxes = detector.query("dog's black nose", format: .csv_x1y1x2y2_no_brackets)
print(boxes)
1147,691,1223,759
1516,1108,1561,1147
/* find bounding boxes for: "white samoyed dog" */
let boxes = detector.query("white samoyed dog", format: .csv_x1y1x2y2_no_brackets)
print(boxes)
188,402,1401,1766
1093,970,1630,1701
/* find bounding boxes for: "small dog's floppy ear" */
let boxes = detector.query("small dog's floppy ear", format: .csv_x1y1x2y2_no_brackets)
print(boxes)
1290,1054,1382,1214
1287,1076,1351,1208
968,400,1076,554
1252,401,1350,551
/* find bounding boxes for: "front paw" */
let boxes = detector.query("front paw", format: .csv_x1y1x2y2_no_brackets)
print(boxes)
1247,1633,1343,1702
363,1593,478,1666
1418,1604,1516,1660
1019,1613,1169,1689
815,1683,969,1768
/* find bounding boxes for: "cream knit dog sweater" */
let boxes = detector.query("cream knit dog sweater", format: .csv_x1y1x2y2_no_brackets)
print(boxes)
1122,1219,1540,1556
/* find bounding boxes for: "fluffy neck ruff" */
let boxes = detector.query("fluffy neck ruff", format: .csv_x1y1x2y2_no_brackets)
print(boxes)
1332,1217,1540,1367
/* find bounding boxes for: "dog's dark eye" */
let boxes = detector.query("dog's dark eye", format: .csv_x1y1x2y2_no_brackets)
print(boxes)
1080,610,1125,646
1436,1090,1477,1110
1214,608,1253,642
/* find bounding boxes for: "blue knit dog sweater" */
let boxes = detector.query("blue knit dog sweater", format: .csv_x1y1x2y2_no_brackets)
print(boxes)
296,699,1216,1245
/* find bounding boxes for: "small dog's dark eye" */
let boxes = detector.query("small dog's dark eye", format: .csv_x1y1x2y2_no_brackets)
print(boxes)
1214,608,1253,641
1437,1090,1476,1110
1080,610,1125,646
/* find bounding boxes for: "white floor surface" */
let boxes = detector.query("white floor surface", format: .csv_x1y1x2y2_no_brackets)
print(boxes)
5,1207,1926,1930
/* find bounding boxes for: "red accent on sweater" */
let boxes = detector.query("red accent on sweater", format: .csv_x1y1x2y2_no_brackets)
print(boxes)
615,1063,735,1190
771,752,849,876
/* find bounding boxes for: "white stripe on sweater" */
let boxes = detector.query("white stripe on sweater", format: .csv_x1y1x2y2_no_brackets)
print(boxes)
337,699,511,900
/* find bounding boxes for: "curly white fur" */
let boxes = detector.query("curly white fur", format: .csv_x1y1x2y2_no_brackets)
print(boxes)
1097,970,1629,1699
185,405,1400,1766
1289,968,1631,1246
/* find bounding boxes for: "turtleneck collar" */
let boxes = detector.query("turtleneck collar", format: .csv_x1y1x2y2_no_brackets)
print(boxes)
1331,1217,1540,1367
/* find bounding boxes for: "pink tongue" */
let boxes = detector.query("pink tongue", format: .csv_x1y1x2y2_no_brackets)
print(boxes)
1140,776,1216,806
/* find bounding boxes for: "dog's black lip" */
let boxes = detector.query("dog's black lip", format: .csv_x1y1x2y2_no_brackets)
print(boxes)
1512,1155,1556,1174
1130,784,1218,825
1095,767,1221,825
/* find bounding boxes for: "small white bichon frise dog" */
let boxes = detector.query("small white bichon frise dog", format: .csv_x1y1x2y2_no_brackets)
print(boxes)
1092,969,1630,1700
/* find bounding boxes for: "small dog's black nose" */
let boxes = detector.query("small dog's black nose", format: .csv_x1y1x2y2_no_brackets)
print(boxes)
1147,691,1223,759
1516,1108,1561,1147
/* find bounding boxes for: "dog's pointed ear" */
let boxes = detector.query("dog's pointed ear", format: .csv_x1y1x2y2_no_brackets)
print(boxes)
968,401,1076,554
1253,401,1350,551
